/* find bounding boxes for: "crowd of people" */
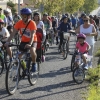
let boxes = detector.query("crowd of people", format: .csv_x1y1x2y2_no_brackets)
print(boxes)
0,6,99,73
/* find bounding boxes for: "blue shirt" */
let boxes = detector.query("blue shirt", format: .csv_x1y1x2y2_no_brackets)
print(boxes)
57,22,71,32
79,18,84,25
71,18,76,25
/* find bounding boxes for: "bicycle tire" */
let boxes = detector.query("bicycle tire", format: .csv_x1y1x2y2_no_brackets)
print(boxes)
72,67,85,84
5,60,19,95
28,59,39,86
63,41,69,59
28,58,39,86
71,55,75,71
0,56,4,75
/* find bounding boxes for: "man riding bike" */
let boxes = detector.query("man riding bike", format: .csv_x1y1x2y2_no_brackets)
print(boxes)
4,8,37,72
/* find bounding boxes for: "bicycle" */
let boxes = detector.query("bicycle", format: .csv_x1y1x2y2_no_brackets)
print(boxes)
58,32,69,59
0,36,11,76
5,44,40,95
72,51,92,84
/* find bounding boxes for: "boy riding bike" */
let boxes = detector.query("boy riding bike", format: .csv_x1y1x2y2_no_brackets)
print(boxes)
75,34,91,69
0,19,12,61
4,8,37,72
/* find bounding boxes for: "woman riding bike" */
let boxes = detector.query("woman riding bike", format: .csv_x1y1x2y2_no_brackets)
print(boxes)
75,34,91,69
57,15,71,49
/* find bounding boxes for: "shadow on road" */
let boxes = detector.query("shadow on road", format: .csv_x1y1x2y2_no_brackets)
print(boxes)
20,81,87,100
39,67,71,78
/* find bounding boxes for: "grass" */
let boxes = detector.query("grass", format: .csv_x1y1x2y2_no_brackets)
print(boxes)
95,49,100,57
85,65,100,100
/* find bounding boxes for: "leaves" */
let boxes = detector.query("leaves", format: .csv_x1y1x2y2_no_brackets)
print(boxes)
80,0,98,14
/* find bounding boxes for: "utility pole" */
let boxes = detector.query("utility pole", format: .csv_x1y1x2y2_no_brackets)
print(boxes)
18,0,20,15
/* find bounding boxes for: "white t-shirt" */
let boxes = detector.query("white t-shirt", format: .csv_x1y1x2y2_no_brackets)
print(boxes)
0,27,10,41
80,24,95,45
7,16,13,26
37,21,46,36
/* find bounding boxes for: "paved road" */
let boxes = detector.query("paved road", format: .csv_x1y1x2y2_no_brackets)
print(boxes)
0,36,88,100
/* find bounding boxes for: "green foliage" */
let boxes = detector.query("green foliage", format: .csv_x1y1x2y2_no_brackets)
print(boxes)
80,0,98,14
95,49,100,57
65,0,84,14
85,65,100,100
7,1,16,14
29,0,85,15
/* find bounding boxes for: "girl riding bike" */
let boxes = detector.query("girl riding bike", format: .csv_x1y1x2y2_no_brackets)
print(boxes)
75,34,91,69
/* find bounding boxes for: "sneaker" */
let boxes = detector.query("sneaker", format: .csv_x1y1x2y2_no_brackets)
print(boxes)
31,63,37,72
84,64,88,70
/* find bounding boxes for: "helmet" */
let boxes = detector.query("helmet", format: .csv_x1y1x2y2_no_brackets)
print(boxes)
4,10,9,14
89,15,93,18
20,8,32,15
77,34,86,39
43,13,48,16
81,13,86,17
0,19,4,24
62,15,67,20
34,12,39,16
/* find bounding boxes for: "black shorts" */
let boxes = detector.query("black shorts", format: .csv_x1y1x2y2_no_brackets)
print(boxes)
19,42,37,52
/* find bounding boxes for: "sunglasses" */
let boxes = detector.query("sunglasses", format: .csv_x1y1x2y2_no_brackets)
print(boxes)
83,20,88,22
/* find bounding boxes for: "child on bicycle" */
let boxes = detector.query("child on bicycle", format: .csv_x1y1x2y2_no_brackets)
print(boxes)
75,33,91,69
0,19,12,61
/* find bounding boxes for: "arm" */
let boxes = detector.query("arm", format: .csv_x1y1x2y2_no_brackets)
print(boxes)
7,28,18,42
75,26,80,34
29,30,36,45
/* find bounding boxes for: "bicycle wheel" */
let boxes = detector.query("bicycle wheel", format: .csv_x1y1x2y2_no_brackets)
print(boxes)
5,60,19,95
73,67,85,84
0,56,4,76
71,55,75,71
63,41,69,59
28,59,39,86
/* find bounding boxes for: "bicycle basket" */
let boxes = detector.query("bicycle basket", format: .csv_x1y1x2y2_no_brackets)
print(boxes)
63,32,69,40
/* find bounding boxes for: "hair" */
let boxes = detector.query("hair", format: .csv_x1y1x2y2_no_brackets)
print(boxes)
84,16,90,20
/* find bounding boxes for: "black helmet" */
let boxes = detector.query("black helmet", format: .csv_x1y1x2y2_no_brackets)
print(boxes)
81,13,86,17
62,15,67,20
34,12,39,16
43,13,48,16
89,15,93,18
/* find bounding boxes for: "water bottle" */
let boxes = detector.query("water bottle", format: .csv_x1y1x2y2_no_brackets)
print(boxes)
21,60,26,70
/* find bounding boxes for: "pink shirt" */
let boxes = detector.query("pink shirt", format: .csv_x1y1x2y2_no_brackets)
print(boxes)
76,42,89,53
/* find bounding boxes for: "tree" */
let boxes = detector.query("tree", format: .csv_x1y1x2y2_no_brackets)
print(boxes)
64,0,85,14
80,0,98,14
29,0,85,15
7,1,16,14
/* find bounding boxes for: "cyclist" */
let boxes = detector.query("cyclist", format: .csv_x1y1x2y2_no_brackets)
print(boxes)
42,13,52,45
57,15,71,49
76,34,91,69
13,12,21,25
4,8,37,73
4,10,14,34
76,16,97,68
0,19,12,61
33,12,45,62
0,7,7,27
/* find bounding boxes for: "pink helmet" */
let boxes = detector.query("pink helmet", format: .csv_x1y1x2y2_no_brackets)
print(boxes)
0,19,4,24
77,33,86,39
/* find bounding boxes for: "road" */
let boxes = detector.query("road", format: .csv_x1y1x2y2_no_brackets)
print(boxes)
0,35,88,100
